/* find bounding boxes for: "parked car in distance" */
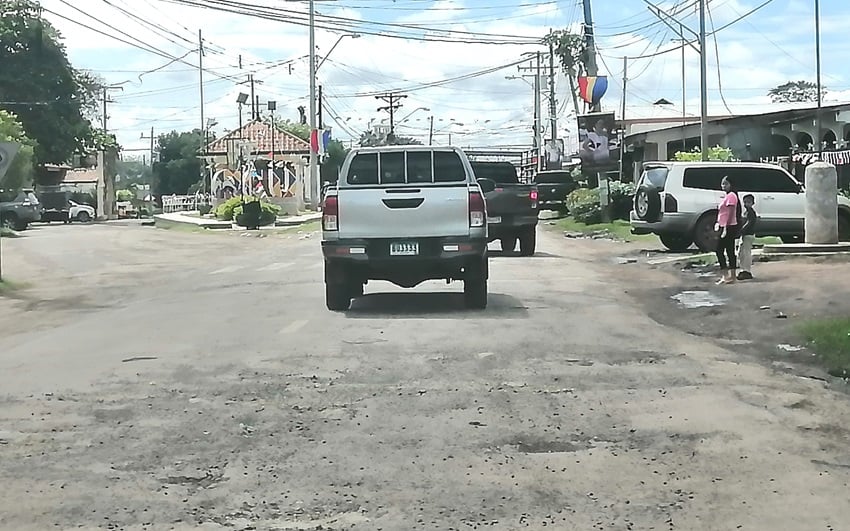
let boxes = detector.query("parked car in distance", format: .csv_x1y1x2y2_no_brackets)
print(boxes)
631,161,850,251
68,200,95,223
321,145,489,311
471,161,539,255
38,190,95,223
117,201,140,219
532,169,579,210
0,188,41,230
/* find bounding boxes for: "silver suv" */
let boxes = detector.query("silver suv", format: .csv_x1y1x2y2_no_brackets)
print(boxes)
321,146,489,311
0,188,41,231
630,161,850,251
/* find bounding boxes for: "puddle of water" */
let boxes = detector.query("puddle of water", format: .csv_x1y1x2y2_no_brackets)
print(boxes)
778,344,805,353
671,290,727,309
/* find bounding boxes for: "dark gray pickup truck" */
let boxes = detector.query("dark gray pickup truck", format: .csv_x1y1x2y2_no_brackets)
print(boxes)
471,161,539,256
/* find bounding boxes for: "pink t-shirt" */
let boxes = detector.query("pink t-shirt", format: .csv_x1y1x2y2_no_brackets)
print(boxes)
717,192,738,227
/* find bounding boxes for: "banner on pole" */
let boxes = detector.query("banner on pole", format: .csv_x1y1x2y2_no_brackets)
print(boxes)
0,142,22,183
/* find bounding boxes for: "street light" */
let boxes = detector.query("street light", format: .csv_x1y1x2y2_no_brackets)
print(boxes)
316,33,361,73
236,92,249,132
396,106,430,126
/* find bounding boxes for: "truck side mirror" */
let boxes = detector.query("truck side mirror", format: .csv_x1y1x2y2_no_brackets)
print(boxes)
477,178,496,193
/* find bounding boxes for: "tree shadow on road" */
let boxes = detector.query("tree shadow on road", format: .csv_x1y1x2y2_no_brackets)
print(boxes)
345,292,529,319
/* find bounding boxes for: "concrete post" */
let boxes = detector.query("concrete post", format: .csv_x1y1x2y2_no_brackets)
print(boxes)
805,162,838,244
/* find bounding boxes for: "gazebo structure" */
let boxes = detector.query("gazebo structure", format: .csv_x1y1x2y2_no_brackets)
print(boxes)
204,120,311,213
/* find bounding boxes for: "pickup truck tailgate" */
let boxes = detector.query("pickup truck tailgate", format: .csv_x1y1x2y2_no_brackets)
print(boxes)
338,185,470,239
486,185,535,215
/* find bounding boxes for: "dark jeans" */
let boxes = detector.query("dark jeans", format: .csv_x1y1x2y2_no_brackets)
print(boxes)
716,225,739,270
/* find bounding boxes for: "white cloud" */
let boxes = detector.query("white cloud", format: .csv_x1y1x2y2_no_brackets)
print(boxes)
36,0,850,157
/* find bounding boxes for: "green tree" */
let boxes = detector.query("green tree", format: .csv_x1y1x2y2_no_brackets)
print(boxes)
673,146,736,162
768,80,825,103
358,130,422,147
0,0,100,166
116,157,152,187
272,117,310,142
0,110,36,190
153,129,203,196
544,30,586,112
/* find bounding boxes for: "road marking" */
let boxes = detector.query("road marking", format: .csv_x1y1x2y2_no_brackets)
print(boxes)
280,319,308,335
209,265,242,275
257,261,294,272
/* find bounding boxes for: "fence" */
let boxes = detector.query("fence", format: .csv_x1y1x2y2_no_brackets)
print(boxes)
161,194,212,213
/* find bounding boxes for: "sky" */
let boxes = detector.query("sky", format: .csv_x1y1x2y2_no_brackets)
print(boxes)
39,0,850,157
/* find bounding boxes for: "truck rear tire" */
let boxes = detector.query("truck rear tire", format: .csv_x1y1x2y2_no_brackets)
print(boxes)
463,259,488,309
500,236,517,253
326,282,351,311
324,262,352,311
519,227,536,256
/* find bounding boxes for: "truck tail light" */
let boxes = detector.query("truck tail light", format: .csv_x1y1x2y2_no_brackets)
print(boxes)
322,195,338,231
529,189,538,209
469,190,485,228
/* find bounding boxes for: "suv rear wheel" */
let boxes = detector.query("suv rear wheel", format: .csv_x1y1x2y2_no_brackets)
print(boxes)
659,234,693,252
693,213,719,253
1,212,26,231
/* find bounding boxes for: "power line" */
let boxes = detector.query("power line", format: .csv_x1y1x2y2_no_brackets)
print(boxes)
156,0,541,44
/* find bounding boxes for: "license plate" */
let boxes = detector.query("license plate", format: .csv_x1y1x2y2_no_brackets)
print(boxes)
390,242,419,256
487,216,502,224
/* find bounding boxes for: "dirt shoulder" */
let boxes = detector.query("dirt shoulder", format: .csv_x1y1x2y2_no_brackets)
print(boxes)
545,224,850,386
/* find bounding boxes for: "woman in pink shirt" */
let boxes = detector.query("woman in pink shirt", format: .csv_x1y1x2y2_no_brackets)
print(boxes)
715,176,741,284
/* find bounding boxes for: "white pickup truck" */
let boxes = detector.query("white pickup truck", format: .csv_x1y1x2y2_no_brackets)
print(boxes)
321,145,490,311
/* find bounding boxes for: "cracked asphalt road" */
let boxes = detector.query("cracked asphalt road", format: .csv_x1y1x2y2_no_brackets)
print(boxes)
1,224,849,530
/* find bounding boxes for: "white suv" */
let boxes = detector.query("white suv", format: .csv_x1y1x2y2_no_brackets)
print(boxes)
631,161,850,251
321,145,489,311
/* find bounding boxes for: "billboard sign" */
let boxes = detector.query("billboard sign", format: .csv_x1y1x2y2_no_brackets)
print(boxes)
577,112,618,170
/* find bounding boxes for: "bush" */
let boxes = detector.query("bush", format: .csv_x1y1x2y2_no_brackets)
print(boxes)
234,200,280,227
198,204,212,216
566,188,603,224
607,181,636,221
215,196,244,221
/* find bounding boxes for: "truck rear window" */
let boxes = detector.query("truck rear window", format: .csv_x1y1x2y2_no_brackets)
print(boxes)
346,151,467,185
471,162,519,184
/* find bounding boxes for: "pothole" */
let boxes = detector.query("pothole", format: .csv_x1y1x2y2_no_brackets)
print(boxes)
671,290,727,309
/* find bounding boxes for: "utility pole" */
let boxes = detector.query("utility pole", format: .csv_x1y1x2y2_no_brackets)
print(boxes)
645,2,706,159
429,115,434,145
582,0,600,112
318,85,323,129
698,0,708,161
199,29,206,196
249,74,256,120
678,30,687,151
141,127,156,213
620,56,628,181
101,85,123,132
375,93,407,136
534,53,543,170
548,36,558,142
815,0,823,158
308,0,318,209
